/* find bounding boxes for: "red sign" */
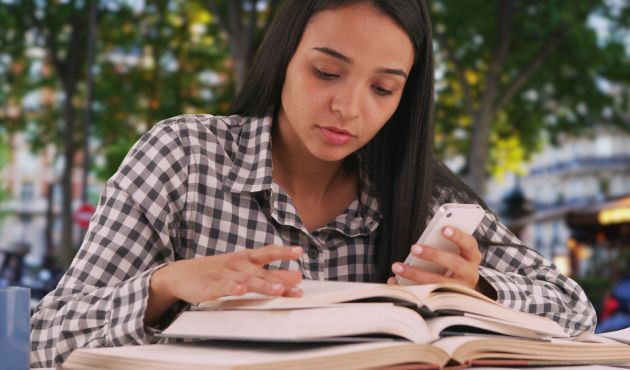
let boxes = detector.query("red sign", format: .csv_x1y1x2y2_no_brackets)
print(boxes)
74,202,95,229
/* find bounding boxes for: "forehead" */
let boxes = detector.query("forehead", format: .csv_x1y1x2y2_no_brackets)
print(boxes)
299,3,414,70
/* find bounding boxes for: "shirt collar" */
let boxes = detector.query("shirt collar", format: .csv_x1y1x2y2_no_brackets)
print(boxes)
222,113,381,236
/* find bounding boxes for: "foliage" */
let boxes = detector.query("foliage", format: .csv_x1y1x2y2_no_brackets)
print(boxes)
0,1,37,132
0,133,11,221
0,0,280,267
3,0,629,184
0,0,243,178
91,0,233,178
1,0,629,265
431,0,630,193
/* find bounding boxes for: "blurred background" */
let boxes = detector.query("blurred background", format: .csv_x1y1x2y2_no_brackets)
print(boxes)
0,0,629,331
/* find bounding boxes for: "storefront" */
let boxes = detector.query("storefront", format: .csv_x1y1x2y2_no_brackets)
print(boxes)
566,195,630,279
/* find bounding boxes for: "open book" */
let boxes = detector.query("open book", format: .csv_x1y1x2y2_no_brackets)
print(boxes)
160,303,564,343
202,279,560,326
160,279,567,343
62,336,630,370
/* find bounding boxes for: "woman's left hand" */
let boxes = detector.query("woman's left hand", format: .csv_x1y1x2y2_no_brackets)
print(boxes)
387,226,482,291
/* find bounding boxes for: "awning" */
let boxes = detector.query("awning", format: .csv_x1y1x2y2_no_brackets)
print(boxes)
567,195,630,228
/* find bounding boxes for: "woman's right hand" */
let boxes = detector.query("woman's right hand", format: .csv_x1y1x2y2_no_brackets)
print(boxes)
145,245,304,325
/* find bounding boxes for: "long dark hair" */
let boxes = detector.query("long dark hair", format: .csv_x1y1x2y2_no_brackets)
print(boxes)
230,0,477,282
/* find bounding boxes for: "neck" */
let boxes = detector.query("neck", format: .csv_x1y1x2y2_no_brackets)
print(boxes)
271,119,353,203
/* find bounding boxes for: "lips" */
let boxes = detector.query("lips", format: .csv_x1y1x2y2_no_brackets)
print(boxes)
318,126,355,145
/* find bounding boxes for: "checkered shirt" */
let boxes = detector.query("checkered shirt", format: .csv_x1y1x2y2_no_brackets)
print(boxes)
30,114,596,367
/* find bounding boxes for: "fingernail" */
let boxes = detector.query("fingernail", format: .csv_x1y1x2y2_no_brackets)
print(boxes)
392,263,404,274
233,284,247,295
412,245,423,255
443,227,454,237
271,283,284,292
291,246,303,256
290,286,302,296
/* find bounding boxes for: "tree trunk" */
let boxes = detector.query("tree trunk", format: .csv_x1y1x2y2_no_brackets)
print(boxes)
207,0,268,92
59,85,77,267
36,4,90,267
45,182,54,258
463,0,514,195
466,111,494,195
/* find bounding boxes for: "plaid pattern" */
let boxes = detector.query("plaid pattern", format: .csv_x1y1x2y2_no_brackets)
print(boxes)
30,114,596,367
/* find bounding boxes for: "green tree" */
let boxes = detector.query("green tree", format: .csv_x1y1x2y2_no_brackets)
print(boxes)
0,132,10,222
0,0,34,132
23,0,98,266
205,0,283,90
1,0,77,263
0,0,243,266
91,0,282,179
92,0,233,178
431,0,630,194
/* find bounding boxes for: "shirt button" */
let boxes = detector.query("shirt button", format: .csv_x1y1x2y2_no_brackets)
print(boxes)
307,246,320,259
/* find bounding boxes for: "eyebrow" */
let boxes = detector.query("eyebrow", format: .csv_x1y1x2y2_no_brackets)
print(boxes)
312,46,408,79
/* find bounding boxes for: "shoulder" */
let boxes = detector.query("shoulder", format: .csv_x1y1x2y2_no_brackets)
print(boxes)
148,113,265,153
149,113,245,141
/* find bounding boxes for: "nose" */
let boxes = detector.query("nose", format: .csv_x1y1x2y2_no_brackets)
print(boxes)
331,82,361,120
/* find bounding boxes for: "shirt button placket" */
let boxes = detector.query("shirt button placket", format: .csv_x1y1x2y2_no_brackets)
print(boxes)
307,246,320,259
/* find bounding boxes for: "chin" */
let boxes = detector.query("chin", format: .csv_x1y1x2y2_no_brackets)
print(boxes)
312,148,353,163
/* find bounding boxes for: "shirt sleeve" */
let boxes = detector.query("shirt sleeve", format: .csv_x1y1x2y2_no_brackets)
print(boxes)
30,120,189,368
475,210,597,336
429,183,596,337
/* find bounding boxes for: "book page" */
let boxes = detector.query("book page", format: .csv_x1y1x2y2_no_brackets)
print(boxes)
422,291,566,335
599,327,630,344
433,335,630,366
199,280,496,310
403,281,494,304
426,315,546,339
163,303,434,343
65,341,454,370
199,280,424,310
460,312,567,338
196,279,565,339
67,341,410,367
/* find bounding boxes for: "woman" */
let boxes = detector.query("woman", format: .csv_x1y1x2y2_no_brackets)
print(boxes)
31,0,596,367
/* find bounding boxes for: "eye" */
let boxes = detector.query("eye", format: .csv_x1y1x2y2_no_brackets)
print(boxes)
313,67,339,80
372,85,393,96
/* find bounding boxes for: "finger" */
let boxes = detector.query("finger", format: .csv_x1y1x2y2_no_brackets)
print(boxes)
225,253,303,295
243,275,287,296
267,269,303,297
224,254,273,280
282,284,304,297
246,245,304,265
221,263,301,299
268,269,303,285
442,227,481,263
386,277,397,285
391,262,448,285
198,280,247,303
226,262,296,291
410,244,476,280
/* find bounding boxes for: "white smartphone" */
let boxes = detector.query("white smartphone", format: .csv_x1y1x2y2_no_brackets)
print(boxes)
396,203,486,285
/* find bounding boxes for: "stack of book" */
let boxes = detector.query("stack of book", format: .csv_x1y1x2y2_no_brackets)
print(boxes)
62,280,630,369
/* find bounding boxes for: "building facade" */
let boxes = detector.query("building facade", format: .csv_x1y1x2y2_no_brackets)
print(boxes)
485,126,630,278
0,132,90,268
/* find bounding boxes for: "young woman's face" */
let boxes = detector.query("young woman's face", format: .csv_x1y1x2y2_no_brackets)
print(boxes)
278,3,414,163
